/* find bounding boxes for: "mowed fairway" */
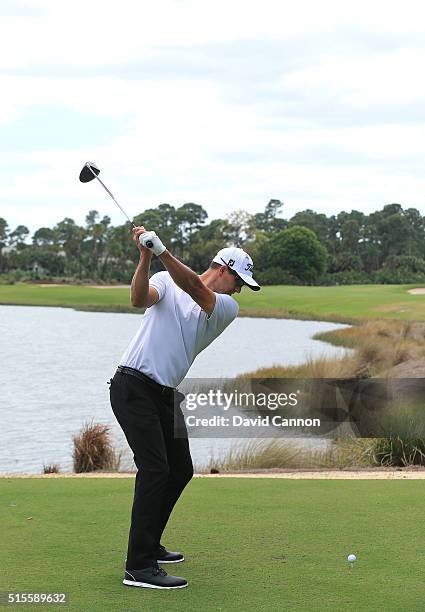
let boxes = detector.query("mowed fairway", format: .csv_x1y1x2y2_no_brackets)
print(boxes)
237,284,425,322
0,284,134,311
1,283,425,321
1,477,425,612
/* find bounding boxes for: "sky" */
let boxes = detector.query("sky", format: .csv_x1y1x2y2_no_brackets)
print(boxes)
1,0,425,235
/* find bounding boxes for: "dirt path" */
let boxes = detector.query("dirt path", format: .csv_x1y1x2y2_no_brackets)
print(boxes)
2,469,425,479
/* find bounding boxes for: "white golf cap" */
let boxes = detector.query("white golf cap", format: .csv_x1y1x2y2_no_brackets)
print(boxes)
213,247,261,291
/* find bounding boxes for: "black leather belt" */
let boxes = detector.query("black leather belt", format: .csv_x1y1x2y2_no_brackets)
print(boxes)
116,365,175,394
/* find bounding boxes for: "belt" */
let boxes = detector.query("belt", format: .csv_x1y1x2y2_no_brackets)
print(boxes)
116,365,175,395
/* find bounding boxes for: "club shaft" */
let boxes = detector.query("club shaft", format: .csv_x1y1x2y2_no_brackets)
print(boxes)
86,164,135,227
85,163,153,247
95,175,135,227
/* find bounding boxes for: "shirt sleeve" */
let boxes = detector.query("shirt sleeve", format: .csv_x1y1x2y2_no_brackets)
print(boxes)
149,271,169,302
207,293,239,327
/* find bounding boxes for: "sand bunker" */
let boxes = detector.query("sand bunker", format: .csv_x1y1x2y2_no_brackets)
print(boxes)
408,288,425,295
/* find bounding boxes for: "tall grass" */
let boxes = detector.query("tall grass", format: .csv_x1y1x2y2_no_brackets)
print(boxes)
370,438,425,466
227,320,425,470
204,436,425,472
367,400,425,466
43,463,60,474
327,434,425,468
240,319,424,380
221,318,425,471
203,438,378,472
72,421,121,473
206,440,313,472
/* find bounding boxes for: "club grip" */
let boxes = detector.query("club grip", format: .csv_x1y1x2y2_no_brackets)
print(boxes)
138,234,154,249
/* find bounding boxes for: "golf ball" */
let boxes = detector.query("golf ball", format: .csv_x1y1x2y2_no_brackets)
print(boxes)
347,554,356,563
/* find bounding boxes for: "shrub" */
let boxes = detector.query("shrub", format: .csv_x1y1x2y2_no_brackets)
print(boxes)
43,463,60,474
255,267,300,285
315,271,373,285
72,421,120,473
384,255,425,273
0,270,28,284
317,434,425,468
370,437,425,467
365,402,425,466
374,267,425,284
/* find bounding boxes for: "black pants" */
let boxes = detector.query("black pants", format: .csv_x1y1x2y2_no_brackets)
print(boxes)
109,370,193,570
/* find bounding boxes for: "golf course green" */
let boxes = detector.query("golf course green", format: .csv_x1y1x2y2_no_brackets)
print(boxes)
1,477,424,611
1,283,425,322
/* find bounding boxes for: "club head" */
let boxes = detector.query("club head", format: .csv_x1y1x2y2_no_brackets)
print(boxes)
79,162,100,183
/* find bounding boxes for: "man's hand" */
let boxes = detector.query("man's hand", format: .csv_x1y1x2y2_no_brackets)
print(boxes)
132,226,166,257
139,231,166,256
132,226,151,256
130,226,155,307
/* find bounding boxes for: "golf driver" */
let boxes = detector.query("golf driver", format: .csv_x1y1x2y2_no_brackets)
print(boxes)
79,162,153,248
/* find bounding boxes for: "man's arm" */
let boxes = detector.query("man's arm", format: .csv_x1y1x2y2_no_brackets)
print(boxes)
159,250,216,315
134,226,216,315
130,226,159,308
130,251,160,308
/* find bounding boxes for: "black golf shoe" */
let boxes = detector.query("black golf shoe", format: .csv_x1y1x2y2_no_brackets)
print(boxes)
123,565,188,589
157,544,185,564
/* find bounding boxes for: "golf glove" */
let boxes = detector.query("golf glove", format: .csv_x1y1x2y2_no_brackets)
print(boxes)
139,231,166,256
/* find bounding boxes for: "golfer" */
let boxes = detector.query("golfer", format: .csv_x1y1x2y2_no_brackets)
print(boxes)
109,226,260,589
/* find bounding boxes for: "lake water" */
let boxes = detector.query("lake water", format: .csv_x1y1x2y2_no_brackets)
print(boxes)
0,305,350,473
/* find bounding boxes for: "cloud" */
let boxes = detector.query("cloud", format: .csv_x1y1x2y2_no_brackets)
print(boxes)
1,0,425,234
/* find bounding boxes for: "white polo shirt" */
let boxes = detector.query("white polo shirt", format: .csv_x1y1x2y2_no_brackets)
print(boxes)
120,271,239,387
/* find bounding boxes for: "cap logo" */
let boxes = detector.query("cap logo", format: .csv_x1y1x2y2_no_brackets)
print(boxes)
245,262,253,272
227,259,235,267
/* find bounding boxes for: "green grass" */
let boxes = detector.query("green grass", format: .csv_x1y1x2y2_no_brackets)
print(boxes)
1,477,425,611
236,284,425,322
0,284,139,313
1,283,425,322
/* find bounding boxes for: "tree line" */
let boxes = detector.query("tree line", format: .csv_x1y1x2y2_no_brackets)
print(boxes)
1,200,425,285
